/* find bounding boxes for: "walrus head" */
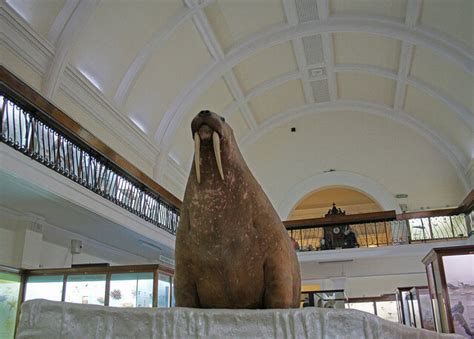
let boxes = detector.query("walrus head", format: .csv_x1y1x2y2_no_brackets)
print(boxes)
191,110,234,184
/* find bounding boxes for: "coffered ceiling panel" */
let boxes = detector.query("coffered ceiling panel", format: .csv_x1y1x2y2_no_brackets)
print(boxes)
204,0,286,51
70,0,183,98
330,0,407,19
169,77,234,169
420,0,473,48
125,20,212,136
6,0,65,39
410,46,474,113
249,80,306,123
404,86,473,160
337,73,395,106
233,42,298,93
333,33,401,72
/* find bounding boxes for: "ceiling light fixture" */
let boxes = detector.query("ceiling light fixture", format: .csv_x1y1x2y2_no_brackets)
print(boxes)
395,194,408,199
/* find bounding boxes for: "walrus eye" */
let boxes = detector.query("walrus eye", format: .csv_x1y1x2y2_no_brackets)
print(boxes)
221,117,225,122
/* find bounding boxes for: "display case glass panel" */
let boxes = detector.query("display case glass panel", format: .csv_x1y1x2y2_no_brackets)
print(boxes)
416,287,436,331
158,273,171,308
302,289,346,309
442,254,474,337
375,300,398,322
346,302,375,314
24,275,63,302
0,272,21,339
65,274,106,305
109,273,153,308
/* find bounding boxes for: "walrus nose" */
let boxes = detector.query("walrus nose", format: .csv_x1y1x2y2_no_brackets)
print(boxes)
199,110,211,117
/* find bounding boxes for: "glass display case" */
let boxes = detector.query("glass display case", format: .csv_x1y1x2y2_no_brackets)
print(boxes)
422,245,474,337
395,286,435,331
22,264,174,308
301,289,347,309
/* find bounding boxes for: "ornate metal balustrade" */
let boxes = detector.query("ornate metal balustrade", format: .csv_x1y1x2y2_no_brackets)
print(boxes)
1,77,180,235
286,210,469,252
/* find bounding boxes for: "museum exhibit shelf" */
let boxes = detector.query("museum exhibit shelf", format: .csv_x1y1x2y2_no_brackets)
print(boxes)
301,289,347,309
422,245,474,337
21,264,174,308
395,286,435,331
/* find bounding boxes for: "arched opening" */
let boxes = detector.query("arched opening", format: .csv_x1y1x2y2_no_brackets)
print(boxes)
289,187,383,220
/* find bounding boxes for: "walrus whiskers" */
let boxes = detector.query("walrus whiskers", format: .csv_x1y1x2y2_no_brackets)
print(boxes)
194,132,201,184
212,131,224,181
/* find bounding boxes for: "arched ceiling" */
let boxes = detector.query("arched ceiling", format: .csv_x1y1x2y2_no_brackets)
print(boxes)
3,0,473,213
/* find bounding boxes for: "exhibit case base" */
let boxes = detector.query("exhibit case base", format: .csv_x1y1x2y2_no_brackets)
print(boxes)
17,299,462,338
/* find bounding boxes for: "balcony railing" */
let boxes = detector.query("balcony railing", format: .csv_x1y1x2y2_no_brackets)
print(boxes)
1,67,180,235
285,209,470,251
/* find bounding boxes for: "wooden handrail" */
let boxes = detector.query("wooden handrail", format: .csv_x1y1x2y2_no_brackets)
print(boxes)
284,210,397,230
0,66,181,209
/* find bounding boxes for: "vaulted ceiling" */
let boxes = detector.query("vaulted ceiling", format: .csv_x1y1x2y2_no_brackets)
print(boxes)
2,0,473,216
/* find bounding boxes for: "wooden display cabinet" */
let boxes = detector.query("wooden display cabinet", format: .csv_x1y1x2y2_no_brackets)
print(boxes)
422,245,474,337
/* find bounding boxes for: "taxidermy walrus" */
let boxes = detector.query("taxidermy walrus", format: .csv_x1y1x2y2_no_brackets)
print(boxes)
175,110,301,308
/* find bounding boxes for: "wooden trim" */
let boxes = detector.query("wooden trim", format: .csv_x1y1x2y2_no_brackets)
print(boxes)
453,189,474,214
104,272,111,306
396,208,459,220
61,274,67,302
153,269,158,308
0,66,181,209
348,293,396,303
284,210,396,229
24,264,174,276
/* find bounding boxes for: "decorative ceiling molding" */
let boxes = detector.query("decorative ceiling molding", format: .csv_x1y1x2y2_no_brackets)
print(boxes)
282,0,315,104
335,63,474,128
224,62,474,129
238,100,469,191
155,15,474,171
393,42,413,111
113,6,195,107
47,0,79,46
60,65,161,162
394,0,421,113
41,0,99,99
316,0,337,101
1,3,53,74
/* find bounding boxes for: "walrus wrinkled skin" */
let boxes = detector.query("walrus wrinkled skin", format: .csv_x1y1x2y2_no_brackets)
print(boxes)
175,110,301,309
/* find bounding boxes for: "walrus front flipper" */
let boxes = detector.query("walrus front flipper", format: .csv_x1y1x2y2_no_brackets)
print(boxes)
174,262,200,307
263,249,300,308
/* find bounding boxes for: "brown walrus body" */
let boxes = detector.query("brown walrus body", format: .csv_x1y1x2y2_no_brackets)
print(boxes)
175,110,301,308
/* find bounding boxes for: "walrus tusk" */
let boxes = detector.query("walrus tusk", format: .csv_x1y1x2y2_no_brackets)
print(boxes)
194,132,201,184
212,131,224,181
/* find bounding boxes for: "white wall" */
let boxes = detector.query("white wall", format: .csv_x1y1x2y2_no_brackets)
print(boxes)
0,214,120,269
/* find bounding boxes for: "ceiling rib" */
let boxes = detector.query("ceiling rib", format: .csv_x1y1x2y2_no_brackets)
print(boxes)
156,15,474,174
394,0,421,112
42,0,99,99
47,0,79,46
114,6,195,107
238,100,469,191
185,0,258,131
316,0,337,102
282,0,315,104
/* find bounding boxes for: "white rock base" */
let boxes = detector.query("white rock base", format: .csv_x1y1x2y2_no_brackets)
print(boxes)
17,299,461,338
